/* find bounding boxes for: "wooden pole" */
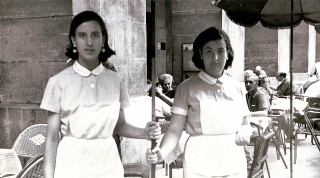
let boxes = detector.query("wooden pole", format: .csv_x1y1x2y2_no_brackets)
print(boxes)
151,57,156,178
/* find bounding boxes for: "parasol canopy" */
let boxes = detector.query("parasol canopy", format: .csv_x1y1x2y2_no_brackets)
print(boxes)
213,0,320,29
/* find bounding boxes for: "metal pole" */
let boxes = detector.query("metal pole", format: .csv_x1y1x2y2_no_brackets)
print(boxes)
290,0,294,177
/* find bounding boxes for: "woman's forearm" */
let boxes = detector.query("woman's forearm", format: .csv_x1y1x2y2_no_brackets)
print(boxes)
44,112,61,178
159,128,182,161
43,133,59,178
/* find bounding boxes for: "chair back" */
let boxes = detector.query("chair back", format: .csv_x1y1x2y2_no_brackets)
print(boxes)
248,130,274,178
158,120,170,134
12,124,47,158
15,155,44,178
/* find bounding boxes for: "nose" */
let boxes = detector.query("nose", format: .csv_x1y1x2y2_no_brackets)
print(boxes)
212,52,218,60
87,37,93,46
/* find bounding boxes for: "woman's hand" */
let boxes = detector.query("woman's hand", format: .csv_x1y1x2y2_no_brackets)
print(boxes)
144,121,161,140
235,124,251,146
146,147,163,164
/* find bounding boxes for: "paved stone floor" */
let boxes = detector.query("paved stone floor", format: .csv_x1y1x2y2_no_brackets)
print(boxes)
152,134,320,178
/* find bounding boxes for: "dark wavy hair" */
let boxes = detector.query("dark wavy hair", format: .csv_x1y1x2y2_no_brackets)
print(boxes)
65,11,115,62
192,27,234,70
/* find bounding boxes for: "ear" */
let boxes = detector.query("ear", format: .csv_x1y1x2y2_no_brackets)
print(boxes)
71,36,76,46
199,49,203,59
102,35,105,45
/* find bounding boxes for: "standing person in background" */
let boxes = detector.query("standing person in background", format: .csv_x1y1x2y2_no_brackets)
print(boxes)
243,71,271,169
41,11,160,178
147,26,251,178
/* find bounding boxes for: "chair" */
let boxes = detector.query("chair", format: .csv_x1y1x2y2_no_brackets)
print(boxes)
15,155,44,178
267,109,288,169
158,120,183,178
123,163,150,178
0,124,47,177
294,107,320,164
248,129,275,178
12,124,47,162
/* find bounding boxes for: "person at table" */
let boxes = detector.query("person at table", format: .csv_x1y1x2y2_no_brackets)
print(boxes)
271,71,295,97
244,71,271,169
155,73,175,107
299,80,320,129
146,26,251,177
146,83,172,121
303,62,320,92
258,73,273,100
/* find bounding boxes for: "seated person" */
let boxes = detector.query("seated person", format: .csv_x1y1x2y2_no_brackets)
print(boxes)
157,73,175,98
303,62,320,92
243,72,271,169
271,72,295,97
297,80,320,129
146,83,172,121
258,73,273,99
155,74,175,106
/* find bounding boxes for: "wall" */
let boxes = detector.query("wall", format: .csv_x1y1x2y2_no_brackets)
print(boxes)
0,0,148,148
171,0,222,84
72,0,147,97
245,23,278,77
0,0,72,148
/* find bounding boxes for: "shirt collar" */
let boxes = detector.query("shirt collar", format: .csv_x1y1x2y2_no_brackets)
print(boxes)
73,60,104,77
198,70,228,85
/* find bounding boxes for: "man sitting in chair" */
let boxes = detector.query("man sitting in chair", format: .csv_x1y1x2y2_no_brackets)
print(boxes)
244,71,271,169
271,71,296,97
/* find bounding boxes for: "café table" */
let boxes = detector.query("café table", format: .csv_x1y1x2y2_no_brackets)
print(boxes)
0,149,22,178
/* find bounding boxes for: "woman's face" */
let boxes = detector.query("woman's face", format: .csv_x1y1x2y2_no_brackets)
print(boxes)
200,39,228,78
71,20,104,68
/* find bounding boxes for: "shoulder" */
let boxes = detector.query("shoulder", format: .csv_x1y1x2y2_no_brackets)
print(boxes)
48,66,74,83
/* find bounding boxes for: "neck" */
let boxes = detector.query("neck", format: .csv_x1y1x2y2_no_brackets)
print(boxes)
249,88,259,97
78,59,100,71
205,70,222,79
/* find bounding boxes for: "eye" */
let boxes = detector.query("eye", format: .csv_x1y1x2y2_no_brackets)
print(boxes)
205,49,213,54
218,49,225,54
78,33,86,38
92,33,100,38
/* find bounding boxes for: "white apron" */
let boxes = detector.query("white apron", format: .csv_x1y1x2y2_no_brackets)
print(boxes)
184,100,247,177
54,102,123,178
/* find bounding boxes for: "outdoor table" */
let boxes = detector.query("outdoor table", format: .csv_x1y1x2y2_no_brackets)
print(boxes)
0,149,22,178
250,117,272,131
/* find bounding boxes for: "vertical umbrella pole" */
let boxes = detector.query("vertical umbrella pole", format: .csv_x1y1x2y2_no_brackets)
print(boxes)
289,0,293,177
151,57,157,178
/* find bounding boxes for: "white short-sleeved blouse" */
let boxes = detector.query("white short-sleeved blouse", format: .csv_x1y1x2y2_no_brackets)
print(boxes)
40,61,130,139
171,70,250,176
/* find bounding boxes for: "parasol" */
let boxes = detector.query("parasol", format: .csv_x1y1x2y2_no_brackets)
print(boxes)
212,0,320,29
212,0,320,177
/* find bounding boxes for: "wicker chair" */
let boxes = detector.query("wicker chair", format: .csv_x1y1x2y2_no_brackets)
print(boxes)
15,155,44,178
12,124,47,161
248,129,275,178
0,124,47,177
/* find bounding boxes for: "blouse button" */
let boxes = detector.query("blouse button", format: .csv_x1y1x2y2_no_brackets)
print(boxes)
90,84,95,88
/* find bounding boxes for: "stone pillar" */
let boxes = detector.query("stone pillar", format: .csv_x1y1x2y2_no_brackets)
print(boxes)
308,25,316,73
72,0,148,96
222,11,245,82
278,29,290,73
